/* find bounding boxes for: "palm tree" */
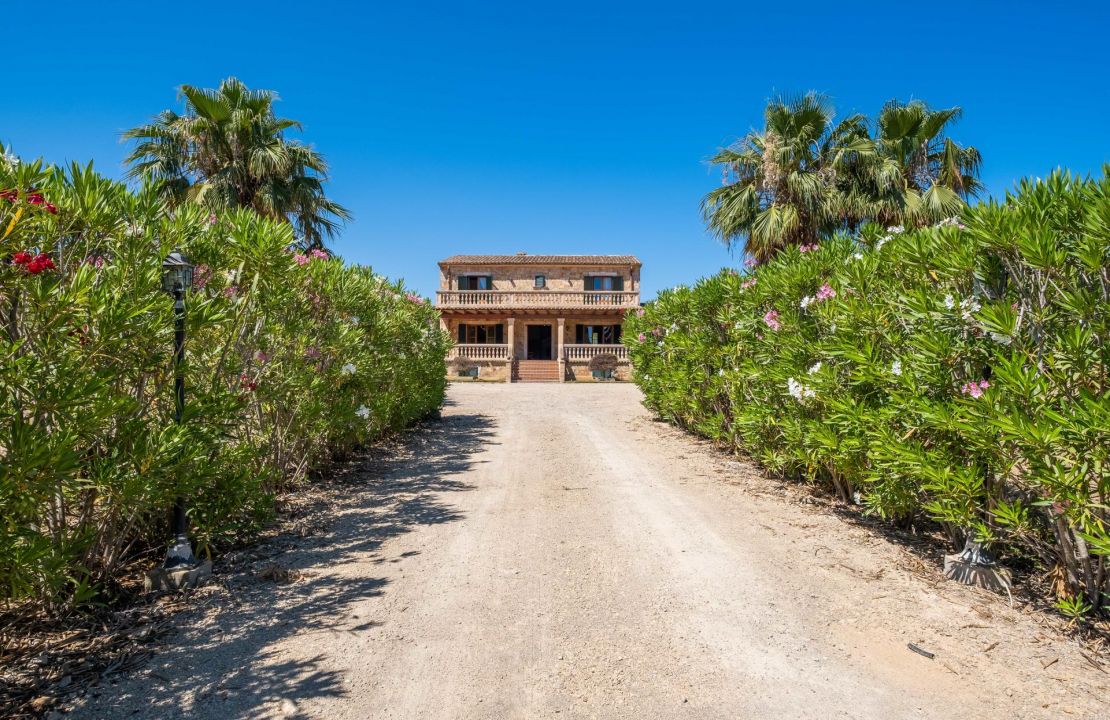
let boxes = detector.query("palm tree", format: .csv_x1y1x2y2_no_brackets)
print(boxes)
702,93,872,262
123,77,350,248
862,100,982,227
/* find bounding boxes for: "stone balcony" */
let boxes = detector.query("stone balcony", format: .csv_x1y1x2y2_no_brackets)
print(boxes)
436,290,639,311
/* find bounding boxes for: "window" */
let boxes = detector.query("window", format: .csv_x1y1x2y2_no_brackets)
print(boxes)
575,324,622,344
458,275,492,290
584,275,624,291
534,274,546,289
456,323,505,344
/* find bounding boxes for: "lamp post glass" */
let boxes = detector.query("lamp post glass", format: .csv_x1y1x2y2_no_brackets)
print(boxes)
162,251,195,294
161,250,199,570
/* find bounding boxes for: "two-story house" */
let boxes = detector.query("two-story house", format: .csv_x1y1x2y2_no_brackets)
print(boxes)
437,253,641,382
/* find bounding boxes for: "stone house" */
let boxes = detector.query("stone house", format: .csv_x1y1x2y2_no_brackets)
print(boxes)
437,253,641,382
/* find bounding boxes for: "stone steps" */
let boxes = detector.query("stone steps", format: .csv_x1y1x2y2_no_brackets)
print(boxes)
514,360,561,383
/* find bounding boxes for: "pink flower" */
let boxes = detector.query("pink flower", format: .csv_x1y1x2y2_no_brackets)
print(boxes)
224,285,238,298
294,253,310,266
194,264,211,289
637,333,646,342
636,308,645,317
406,293,426,304
207,213,218,225
960,379,990,399
815,283,836,301
741,279,757,290
305,346,322,360
310,249,329,260
799,243,819,253
744,257,759,268
763,309,781,331
84,255,105,269
651,327,663,337
255,351,269,364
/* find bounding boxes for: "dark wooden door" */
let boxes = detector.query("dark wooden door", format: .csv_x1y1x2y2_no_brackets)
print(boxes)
526,325,553,359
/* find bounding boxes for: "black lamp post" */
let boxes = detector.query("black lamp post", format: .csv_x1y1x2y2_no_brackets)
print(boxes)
161,250,200,571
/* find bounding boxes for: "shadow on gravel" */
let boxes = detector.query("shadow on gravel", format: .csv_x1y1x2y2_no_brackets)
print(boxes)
72,411,497,720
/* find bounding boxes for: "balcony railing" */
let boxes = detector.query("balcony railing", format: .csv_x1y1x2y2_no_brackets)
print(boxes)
437,290,639,310
448,343,511,361
563,344,629,362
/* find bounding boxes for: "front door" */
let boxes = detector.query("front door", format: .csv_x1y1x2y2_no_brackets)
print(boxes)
526,324,553,359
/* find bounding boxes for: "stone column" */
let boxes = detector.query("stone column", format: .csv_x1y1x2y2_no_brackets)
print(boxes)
557,317,566,382
506,317,515,359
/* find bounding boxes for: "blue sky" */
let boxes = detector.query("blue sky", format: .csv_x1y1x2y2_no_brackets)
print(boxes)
3,1,1108,299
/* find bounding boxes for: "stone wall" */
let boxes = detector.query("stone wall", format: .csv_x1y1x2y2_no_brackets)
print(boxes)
447,358,510,382
565,360,632,382
441,264,640,292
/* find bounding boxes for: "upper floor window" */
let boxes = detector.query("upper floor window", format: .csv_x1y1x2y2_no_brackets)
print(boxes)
584,275,623,291
534,274,546,288
458,275,492,290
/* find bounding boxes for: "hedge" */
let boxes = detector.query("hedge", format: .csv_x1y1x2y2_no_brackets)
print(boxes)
624,170,1110,616
0,155,450,609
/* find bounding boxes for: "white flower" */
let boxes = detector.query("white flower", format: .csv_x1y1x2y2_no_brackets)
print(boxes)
351,316,360,325
787,377,816,401
960,297,981,320
851,252,864,261
1,150,18,168
943,294,956,310
808,361,822,374
355,405,370,419
800,295,814,309
891,360,902,376
876,235,892,250
341,363,357,375
718,368,725,376
990,332,1012,345
887,225,904,234
829,323,837,333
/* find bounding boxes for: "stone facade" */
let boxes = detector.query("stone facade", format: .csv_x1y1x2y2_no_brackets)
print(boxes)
440,263,640,292
437,254,640,383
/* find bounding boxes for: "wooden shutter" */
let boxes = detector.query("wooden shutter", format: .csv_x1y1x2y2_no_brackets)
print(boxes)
613,276,624,291
495,324,504,344
457,324,467,343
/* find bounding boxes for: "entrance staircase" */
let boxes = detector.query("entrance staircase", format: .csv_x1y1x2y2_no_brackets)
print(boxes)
514,360,561,383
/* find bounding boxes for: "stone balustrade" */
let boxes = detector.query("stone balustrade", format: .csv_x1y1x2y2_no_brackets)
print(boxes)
436,290,639,309
562,344,629,361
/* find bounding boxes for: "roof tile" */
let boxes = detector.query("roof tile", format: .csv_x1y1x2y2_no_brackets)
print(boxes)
439,254,640,266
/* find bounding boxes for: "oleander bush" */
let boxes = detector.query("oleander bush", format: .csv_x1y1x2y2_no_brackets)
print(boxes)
626,170,1110,614
0,153,449,609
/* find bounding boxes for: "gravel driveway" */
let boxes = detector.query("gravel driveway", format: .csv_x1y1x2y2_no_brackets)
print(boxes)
69,383,1108,719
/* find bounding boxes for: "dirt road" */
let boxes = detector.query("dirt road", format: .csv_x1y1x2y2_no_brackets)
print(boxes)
69,383,1108,719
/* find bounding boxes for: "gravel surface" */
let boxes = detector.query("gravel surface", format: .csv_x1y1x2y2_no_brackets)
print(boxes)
67,383,1109,719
